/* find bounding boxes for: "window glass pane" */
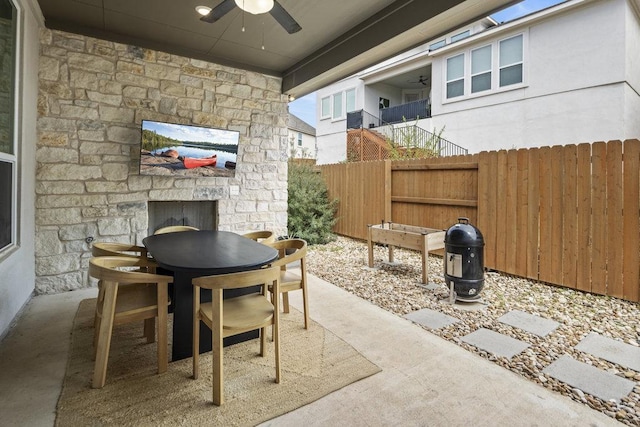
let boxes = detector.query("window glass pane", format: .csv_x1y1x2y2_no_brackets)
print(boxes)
321,97,330,117
450,30,470,43
0,0,16,155
471,45,491,74
345,88,356,113
500,35,523,67
472,73,491,93
297,132,302,146
332,93,342,119
0,161,11,250
500,64,523,86
446,54,464,81
429,40,445,51
447,80,464,98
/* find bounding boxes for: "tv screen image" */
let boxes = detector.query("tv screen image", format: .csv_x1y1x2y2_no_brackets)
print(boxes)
139,120,239,178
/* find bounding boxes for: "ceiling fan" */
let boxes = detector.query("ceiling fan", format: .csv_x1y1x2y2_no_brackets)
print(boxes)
407,75,429,86
200,0,302,34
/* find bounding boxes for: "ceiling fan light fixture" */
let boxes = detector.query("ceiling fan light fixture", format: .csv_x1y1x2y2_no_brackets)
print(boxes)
234,0,274,15
195,5,212,15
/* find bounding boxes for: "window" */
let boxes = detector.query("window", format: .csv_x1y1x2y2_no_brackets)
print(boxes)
443,32,525,101
297,132,302,146
450,30,470,43
471,45,491,93
429,40,445,51
345,88,356,113
499,35,523,87
332,92,343,119
320,96,330,119
321,88,356,120
446,54,464,99
0,0,16,253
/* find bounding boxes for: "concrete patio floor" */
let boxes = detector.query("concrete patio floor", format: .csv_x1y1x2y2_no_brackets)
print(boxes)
0,273,620,426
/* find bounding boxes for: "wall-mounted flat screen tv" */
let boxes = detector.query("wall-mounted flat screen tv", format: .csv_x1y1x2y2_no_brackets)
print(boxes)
139,120,239,178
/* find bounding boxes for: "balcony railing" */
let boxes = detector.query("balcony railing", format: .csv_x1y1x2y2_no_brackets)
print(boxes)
346,106,468,157
380,99,431,124
347,99,431,131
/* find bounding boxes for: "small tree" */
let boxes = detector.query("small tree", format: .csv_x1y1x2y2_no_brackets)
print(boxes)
384,119,445,160
287,161,338,244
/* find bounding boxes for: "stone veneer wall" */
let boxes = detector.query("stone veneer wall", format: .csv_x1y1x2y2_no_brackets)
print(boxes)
35,29,289,294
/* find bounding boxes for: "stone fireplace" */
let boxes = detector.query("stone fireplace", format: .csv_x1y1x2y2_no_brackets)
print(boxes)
34,29,288,294
148,201,218,234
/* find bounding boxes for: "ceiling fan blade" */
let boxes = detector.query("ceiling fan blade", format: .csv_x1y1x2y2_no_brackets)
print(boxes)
270,0,301,34
200,0,236,23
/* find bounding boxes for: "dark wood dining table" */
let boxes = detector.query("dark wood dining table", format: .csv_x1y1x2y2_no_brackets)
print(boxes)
143,230,278,361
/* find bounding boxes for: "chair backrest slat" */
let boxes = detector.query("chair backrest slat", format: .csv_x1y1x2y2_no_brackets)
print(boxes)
89,256,172,284
193,266,279,290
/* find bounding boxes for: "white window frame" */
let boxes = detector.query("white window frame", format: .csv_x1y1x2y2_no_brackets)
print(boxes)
0,0,19,257
450,30,470,43
320,96,331,120
297,132,302,146
471,44,492,94
442,31,527,103
345,88,356,113
321,88,357,121
331,92,343,120
499,34,524,88
445,53,465,99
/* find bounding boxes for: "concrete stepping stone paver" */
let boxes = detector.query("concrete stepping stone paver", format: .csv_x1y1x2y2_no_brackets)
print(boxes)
576,332,640,372
404,308,459,329
543,355,635,402
461,328,530,359
497,310,559,337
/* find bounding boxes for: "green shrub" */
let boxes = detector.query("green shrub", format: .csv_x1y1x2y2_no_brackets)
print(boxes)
287,161,338,245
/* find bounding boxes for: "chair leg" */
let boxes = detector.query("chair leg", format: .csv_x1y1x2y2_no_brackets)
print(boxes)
274,307,281,384
144,318,155,344
282,292,290,313
92,284,117,389
93,282,104,330
212,292,224,406
157,282,168,374
302,283,309,330
192,286,200,380
260,327,266,357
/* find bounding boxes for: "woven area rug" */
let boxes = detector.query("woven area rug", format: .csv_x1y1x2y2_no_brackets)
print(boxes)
56,299,380,426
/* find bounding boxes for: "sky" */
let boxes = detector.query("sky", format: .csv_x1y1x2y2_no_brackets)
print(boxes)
288,0,566,128
142,120,239,145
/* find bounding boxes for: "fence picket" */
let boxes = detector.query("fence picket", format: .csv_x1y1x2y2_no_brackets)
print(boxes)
562,145,578,289
591,142,608,295
538,147,553,283
526,148,540,280
606,141,623,298
550,145,564,283
505,150,518,273
622,139,640,301
515,149,529,278
576,143,592,292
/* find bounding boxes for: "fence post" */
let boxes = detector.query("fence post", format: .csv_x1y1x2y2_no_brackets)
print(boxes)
384,159,392,221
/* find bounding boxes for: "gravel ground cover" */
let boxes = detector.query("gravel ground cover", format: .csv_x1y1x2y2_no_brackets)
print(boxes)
306,236,640,426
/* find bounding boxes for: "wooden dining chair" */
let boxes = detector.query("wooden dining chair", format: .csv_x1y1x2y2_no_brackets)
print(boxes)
88,256,173,389
242,230,276,244
192,266,281,405
91,242,158,342
267,238,309,329
154,225,199,234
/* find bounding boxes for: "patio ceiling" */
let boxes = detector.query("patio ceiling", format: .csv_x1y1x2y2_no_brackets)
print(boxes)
35,0,518,97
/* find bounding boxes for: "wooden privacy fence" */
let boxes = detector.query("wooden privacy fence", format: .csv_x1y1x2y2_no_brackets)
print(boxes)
319,139,640,303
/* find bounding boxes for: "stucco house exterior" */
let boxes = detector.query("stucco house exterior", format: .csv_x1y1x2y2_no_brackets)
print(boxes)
287,113,316,159
315,0,640,165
